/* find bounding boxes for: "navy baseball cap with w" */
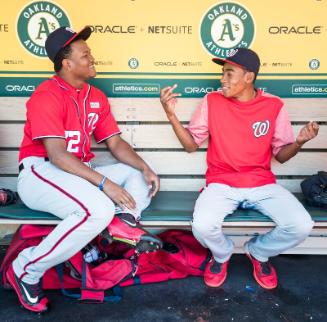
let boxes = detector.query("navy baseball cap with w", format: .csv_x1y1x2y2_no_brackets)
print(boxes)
45,26,92,62
212,48,260,77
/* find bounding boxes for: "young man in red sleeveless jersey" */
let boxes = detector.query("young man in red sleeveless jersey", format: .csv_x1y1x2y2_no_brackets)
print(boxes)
160,48,319,289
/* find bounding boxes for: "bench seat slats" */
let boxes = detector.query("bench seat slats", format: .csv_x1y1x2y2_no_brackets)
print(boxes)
0,151,326,175
1,124,327,149
1,97,327,122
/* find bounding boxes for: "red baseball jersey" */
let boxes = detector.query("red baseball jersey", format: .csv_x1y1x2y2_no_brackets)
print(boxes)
19,75,120,162
188,90,294,188
205,90,283,187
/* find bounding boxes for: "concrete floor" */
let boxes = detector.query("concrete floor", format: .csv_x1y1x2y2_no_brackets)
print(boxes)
0,246,326,322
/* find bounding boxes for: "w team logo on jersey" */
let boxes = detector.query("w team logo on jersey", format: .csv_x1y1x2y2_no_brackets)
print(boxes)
252,120,270,138
17,1,71,58
200,2,255,58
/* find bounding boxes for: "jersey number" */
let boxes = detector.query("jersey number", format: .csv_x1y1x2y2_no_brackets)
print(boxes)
65,131,81,153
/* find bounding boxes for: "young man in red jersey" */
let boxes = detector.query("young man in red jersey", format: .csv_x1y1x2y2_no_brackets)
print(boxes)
7,26,162,313
160,48,319,289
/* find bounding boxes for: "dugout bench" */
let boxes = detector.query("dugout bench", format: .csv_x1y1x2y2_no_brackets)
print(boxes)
0,96,326,254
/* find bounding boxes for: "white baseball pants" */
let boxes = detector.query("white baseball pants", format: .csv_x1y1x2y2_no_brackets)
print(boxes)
192,183,314,263
13,157,151,284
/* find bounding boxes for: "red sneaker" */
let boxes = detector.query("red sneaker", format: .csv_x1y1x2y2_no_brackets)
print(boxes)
6,264,49,313
204,257,229,287
103,213,163,254
244,242,278,289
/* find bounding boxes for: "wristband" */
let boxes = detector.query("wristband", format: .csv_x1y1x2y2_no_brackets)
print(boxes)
99,176,107,191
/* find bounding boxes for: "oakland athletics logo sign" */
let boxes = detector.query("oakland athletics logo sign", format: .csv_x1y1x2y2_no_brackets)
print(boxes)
17,1,71,58
200,2,255,58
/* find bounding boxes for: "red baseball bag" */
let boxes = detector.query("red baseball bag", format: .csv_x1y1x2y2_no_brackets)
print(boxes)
117,230,210,286
0,225,134,303
1,226,210,303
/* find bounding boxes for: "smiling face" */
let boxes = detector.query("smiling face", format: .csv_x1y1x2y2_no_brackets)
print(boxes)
220,63,255,100
64,39,96,80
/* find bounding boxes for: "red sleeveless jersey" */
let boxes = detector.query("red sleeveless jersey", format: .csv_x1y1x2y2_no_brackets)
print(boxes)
206,91,283,187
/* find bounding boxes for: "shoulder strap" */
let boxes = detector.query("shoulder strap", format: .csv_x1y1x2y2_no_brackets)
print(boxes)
56,262,123,303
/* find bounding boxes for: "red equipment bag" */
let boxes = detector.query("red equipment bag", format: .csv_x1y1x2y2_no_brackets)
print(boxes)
1,226,210,302
119,229,210,286
0,225,134,303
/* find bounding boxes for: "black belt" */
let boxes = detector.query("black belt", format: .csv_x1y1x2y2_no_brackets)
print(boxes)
19,157,49,173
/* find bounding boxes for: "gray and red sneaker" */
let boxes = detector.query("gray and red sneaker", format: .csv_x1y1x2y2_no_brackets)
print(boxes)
100,213,162,254
244,242,278,289
203,257,229,287
6,264,49,313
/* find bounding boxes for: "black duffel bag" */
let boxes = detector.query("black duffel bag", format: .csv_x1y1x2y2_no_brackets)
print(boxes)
301,171,327,208
0,188,18,206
